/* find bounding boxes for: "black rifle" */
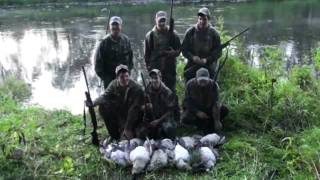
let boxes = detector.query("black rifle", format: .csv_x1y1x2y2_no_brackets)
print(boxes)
220,27,250,50
169,0,174,34
82,66,99,147
184,27,250,80
148,1,176,72
140,73,155,122
105,9,111,34
168,0,176,52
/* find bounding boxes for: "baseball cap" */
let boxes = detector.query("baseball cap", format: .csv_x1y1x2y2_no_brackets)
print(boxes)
155,11,167,21
149,69,162,77
197,7,211,18
196,67,210,81
115,64,129,76
109,16,122,26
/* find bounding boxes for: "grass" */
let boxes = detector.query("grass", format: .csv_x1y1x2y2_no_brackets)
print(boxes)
1,51,320,179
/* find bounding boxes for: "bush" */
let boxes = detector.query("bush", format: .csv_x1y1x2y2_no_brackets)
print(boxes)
0,76,32,104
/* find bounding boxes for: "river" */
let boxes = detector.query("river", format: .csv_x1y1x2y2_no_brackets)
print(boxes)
0,0,319,114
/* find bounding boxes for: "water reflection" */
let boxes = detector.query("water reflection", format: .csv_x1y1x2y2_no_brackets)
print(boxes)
0,1,320,114
0,27,101,113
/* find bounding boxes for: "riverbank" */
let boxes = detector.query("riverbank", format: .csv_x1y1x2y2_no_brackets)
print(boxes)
1,7,320,177
1,44,320,178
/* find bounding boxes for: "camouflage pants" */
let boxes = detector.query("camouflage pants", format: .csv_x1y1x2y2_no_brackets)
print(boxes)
161,73,181,122
181,105,229,134
98,104,143,140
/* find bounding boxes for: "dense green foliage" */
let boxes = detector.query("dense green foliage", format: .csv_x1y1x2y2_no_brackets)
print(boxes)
1,47,320,179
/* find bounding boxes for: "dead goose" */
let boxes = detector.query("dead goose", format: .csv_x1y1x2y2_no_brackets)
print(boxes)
146,147,168,171
100,143,117,159
190,143,217,172
110,142,131,167
160,138,175,150
198,146,217,171
129,138,144,149
130,138,152,175
174,143,191,170
160,138,176,163
200,133,225,148
179,136,196,150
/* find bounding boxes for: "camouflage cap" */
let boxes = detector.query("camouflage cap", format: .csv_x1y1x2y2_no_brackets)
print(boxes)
109,16,122,26
115,64,129,76
196,67,209,80
197,7,211,18
155,11,167,21
149,69,162,77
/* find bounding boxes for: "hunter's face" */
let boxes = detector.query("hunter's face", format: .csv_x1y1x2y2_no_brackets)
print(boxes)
150,74,161,89
197,15,209,29
197,78,209,87
110,23,121,37
156,18,166,30
118,72,129,87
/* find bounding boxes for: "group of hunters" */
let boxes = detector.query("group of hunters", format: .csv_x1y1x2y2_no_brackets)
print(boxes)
87,7,230,141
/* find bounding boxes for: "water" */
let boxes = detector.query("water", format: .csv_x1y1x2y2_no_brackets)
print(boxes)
0,0,319,114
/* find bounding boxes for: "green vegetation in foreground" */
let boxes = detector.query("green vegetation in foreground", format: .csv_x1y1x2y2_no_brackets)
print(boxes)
1,26,320,180
1,55,320,179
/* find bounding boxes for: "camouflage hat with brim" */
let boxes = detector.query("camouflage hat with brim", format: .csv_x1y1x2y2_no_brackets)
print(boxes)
109,16,122,26
149,69,162,77
115,64,129,76
196,67,210,81
155,11,167,21
197,7,211,18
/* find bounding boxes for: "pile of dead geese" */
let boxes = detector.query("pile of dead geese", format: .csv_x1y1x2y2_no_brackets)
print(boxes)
99,133,225,174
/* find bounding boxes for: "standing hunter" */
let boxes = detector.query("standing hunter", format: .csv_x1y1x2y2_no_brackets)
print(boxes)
182,7,222,82
95,16,133,88
144,10,181,92
144,10,181,122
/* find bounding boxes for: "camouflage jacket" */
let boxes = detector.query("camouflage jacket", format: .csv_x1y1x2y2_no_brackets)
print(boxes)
184,78,219,114
145,82,175,121
144,26,181,73
94,33,133,82
99,79,144,130
182,25,222,70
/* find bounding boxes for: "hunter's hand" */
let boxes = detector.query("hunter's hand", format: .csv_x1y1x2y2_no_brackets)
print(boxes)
196,111,209,119
85,100,95,108
145,103,153,110
200,58,207,65
149,119,161,128
192,56,201,64
164,47,176,57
